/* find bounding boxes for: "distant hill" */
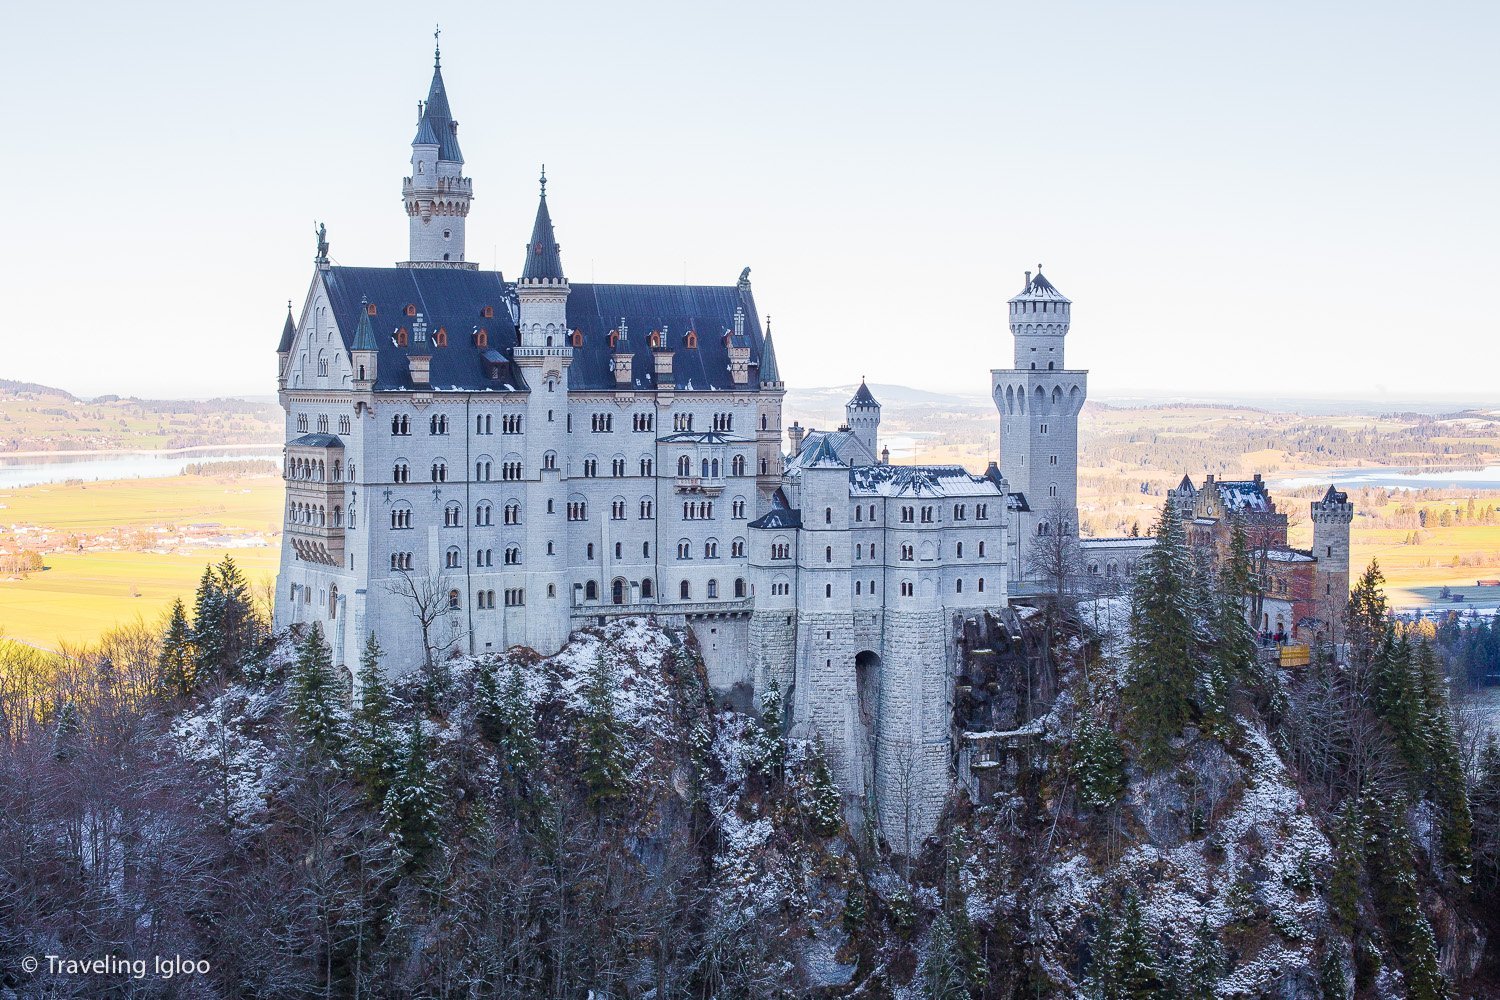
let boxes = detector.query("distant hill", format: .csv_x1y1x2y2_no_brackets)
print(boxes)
0,378,77,401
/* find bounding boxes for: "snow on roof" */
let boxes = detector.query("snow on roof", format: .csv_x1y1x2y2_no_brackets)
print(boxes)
847,463,1006,498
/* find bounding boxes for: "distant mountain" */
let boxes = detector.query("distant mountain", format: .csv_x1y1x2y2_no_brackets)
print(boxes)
0,378,76,400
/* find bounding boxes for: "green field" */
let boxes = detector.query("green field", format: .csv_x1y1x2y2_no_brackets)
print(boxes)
0,474,282,648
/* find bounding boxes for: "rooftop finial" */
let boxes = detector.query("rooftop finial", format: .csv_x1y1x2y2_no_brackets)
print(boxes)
434,23,442,66
1037,262,1043,273
539,164,547,198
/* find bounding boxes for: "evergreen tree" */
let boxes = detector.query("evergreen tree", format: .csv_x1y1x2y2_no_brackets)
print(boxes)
1363,792,1447,1000
52,700,80,762
1344,562,1389,675
1124,501,1199,770
157,597,196,699
1318,941,1351,1000
1184,916,1224,999
1473,737,1500,900
1212,518,1260,693
350,633,396,800
191,564,226,683
1073,707,1126,811
383,715,444,866
755,678,786,781
1413,640,1473,881
921,912,970,1000
1328,798,1364,930
577,653,628,809
1085,905,1119,1000
1113,891,1166,999
802,741,843,837
479,658,542,810
289,622,346,760
215,554,257,672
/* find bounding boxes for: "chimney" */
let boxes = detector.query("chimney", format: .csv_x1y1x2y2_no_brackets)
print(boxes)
409,354,431,388
788,422,806,456
881,445,890,465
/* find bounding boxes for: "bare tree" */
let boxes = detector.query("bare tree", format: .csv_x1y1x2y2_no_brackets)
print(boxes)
384,565,457,677
1024,500,1088,712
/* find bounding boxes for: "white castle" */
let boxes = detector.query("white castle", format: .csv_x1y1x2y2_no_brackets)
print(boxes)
275,44,1150,841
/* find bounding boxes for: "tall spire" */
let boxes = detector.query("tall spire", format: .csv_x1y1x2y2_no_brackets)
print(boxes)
521,166,565,281
759,320,782,385
402,35,473,268
277,301,296,353
413,26,461,162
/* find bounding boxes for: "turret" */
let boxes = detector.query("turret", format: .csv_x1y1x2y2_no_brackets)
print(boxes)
845,379,880,461
351,298,378,389
276,302,296,383
1008,266,1071,371
787,421,806,456
517,168,570,347
1311,485,1354,626
401,36,474,268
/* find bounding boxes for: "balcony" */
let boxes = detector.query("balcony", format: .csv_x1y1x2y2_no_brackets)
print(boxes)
674,475,725,497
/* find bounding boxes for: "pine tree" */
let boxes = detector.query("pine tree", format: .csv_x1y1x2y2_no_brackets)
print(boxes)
1363,793,1447,1000
1212,519,1260,699
1184,916,1224,999
1124,500,1199,770
921,912,970,1000
351,633,396,800
215,554,257,674
480,658,542,811
289,622,346,760
1114,891,1166,999
1085,905,1119,1000
1073,707,1126,811
191,564,226,684
157,597,196,699
1344,562,1389,675
1318,941,1351,1000
755,678,786,781
383,715,444,866
578,653,628,809
802,741,843,837
1328,798,1364,930
52,700,80,762
1413,640,1473,881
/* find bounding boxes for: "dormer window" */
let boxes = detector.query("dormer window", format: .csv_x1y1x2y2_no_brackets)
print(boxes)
481,305,494,318
571,329,584,347
475,328,488,348
366,303,377,316
684,330,698,349
649,330,661,349
396,328,409,347
405,304,417,317
608,330,619,349
434,328,448,347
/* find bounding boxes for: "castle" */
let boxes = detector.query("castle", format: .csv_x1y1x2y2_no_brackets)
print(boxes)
273,44,1351,844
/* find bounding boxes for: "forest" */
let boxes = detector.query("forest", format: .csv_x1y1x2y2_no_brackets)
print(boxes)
0,524,1497,997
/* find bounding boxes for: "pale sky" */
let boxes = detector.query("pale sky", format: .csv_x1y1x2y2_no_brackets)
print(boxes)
3,1,1496,401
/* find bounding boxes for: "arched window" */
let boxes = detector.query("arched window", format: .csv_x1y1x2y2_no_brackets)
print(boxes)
707,579,718,598
680,580,691,600
684,330,698,349
448,589,460,610
396,329,409,347
585,580,598,601
734,578,746,598
641,578,654,598
678,455,691,476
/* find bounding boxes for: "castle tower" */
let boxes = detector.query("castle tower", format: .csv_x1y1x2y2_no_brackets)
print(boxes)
845,380,881,461
1311,486,1354,639
754,314,786,507
401,37,474,268
992,267,1087,584
512,170,573,652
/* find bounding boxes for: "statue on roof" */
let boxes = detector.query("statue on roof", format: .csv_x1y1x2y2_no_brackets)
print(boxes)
314,222,329,265
739,266,751,286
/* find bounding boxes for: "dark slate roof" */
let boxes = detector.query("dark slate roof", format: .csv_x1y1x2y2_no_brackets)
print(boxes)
1319,485,1349,505
749,507,801,530
277,308,296,353
316,266,772,393
1006,491,1030,512
413,56,463,162
759,327,782,383
351,299,377,351
320,266,523,392
802,435,846,468
520,179,564,281
848,380,879,408
564,281,770,392
1176,474,1195,492
288,433,344,449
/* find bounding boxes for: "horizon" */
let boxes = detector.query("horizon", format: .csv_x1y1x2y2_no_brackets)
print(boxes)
3,1,1497,400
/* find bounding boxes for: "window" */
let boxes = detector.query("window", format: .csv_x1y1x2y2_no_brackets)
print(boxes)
956,579,964,593
476,548,492,567
1049,484,1058,497
640,499,654,519
611,499,626,519
503,502,521,525
1049,455,1058,465
390,506,412,529
921,506,934,523
633,413,655,432
1039,423,1049,434
705,540,719,558
567,501,587,521
953,504,966,521
900,581,914,597
583,458,599,477
677,540,692,559
338,415,350,435
732,498,746,518
445,547,462,568
444,502,461,527
391,414,410,435
475,501,492,526
825,546,832,563
587,543,595,560
317,358,328,377
679,580,692,600
297,414,309,433
771,542,790,560
956,542,964,558
855,580,862,595
505,588,525,607
643,541,651,557
900,544,914,561
430,462,447,482
759,458,768,475
502,461,523,480
901,506,914,523
544,452,557,471
504,545,520,565
611,457,625,477
731,539,745,558
734,578,746,598
732,455,746,476
641,578,654,598
825,583,832,598
707,579,718,599
975,504,989,520
825,507,832,524
430,414,449,435
584,581,598,601
677,455,691,476
390,552,414,571
639,457,654,476
316,414,329,433
978,578,986,592
502,414,523,434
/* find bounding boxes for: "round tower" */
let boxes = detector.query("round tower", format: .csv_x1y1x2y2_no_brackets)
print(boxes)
992,266,1087,584
401,37,474,268
1311,486,1354,635
845,380,881,462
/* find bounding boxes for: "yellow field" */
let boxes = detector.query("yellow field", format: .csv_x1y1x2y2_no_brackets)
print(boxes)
0,475,283,648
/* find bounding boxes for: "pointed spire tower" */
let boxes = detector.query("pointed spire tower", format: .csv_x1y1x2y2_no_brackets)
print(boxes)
517,167,570,347
276,301,296,383
845,379,881,460
401,29,475,269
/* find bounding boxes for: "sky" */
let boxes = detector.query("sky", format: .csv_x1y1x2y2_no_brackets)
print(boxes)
2,1,1496,402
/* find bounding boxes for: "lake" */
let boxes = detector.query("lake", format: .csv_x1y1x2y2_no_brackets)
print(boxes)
0,445,283,489
1273,465,1500,491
